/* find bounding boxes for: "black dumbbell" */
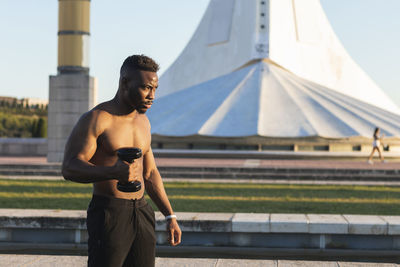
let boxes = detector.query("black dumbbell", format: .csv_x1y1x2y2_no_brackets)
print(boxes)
116,147,142,192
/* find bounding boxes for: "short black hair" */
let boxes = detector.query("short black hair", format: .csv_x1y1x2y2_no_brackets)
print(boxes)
120,54,160,74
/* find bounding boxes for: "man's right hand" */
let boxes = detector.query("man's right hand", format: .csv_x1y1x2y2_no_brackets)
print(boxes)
113,158,139,184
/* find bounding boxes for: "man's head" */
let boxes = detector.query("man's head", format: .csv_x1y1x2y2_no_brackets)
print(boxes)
119,55,160,114
120,54,160,75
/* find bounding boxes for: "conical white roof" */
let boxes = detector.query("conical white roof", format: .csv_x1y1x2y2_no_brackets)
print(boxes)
149,0,400,139
149,61,400,138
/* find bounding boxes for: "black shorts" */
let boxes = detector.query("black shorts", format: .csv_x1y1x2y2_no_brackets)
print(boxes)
87,195,156,267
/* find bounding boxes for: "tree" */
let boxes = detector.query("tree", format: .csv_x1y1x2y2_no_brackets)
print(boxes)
35,117,47,138
31,119,38,137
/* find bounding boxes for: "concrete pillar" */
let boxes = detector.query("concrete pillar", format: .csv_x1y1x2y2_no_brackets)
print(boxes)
47,74,96,162
47,0,97,162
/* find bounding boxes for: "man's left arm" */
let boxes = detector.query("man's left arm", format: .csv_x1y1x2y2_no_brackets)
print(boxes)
143,147,181,246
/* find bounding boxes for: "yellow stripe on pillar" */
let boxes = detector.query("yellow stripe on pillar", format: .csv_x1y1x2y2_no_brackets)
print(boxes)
57,0,90,72
59,0,90,33
58,34,90,68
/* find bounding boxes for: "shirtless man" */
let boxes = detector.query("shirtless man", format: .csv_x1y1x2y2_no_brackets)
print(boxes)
62,55,181,267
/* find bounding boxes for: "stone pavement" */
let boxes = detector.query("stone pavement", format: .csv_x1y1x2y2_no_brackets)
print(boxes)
156,157,400,170
2,156,400,185
0,255,398,267
0,156,399,170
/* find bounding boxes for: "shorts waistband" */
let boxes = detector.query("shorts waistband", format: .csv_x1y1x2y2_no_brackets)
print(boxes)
91,194,148,208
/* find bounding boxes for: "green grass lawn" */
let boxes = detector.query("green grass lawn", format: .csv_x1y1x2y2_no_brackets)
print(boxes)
0,179,399,215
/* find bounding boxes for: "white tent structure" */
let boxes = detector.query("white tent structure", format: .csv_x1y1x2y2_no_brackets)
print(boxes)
148,0,400,151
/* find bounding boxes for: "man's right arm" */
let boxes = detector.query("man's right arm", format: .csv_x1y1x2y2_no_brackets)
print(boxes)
62,110,118,183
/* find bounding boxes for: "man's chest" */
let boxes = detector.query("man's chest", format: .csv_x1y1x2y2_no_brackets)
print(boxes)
98,121,151,154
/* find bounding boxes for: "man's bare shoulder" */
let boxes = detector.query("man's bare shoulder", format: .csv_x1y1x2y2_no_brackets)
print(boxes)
91,101,114,118
136,114,151,133
140,114,151,125
77,101,115,133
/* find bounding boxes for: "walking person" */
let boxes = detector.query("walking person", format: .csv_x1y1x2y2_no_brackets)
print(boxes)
367,127,385,164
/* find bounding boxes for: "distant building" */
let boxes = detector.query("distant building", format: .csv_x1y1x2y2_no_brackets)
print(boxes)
0,96,48,108
21,98,48,107
0,96,17,105
148,0,400,153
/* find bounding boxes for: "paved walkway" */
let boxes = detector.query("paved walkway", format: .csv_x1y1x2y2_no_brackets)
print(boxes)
0,255,397,267
1,156,400,186
0,156,399,170
156,157,400,171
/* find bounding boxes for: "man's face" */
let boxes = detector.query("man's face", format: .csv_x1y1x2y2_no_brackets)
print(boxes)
123,70,158,114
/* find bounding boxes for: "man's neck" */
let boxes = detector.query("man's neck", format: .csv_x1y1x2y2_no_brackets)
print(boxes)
111,94,139,117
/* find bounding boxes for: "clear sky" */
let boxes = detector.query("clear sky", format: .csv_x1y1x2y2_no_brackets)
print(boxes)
0,0,399,107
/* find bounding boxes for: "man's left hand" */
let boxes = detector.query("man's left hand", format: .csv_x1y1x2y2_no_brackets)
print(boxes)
167,219,182,246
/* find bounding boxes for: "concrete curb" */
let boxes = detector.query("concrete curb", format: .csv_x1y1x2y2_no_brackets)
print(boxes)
0,209,399,261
